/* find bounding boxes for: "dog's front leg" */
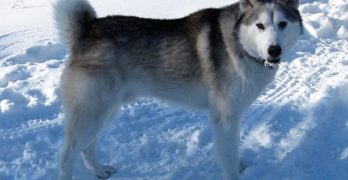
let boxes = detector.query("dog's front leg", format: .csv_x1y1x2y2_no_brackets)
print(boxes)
210,108,240,180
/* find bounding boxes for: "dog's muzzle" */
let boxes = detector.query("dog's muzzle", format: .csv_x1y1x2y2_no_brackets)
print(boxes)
262,58,281,69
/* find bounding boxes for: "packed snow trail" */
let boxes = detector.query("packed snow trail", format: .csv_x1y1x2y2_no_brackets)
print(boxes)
0,0,348,179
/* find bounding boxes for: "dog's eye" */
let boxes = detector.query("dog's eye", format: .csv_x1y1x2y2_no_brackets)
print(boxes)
278,21,288,29
256,23,265,30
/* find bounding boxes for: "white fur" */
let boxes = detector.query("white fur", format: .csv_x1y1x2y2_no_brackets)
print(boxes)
239,11,276,60
273,10,303,58
239,3,302,61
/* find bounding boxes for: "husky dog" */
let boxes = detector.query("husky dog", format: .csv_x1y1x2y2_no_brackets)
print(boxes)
55,0,302,179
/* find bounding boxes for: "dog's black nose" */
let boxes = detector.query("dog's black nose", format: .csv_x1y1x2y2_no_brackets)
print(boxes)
268,45,282,58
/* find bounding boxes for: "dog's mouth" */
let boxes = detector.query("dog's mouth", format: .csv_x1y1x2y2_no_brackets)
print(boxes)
267,58,281,64
261,58,281,69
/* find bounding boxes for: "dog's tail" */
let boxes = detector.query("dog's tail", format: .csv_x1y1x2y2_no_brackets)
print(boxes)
54,0,96,44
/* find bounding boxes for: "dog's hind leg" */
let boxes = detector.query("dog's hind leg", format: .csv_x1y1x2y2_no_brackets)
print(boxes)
59,68,121,180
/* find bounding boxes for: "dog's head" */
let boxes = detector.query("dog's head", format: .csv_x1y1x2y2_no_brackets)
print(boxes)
236,0,303,65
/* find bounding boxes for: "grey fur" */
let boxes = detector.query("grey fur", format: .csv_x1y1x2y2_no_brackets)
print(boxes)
55,0,303,179
238,1,302,25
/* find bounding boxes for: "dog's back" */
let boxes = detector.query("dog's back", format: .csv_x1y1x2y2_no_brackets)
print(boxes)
55,0,231,109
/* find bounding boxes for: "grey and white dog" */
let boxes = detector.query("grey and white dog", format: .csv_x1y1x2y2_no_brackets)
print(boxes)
54,0,303,179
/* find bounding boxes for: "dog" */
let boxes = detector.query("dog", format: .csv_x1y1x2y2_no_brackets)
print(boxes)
54,0,303,179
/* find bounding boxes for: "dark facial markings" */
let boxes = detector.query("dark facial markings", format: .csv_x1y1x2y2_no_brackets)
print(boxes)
238,2,302,26
274,3,302,23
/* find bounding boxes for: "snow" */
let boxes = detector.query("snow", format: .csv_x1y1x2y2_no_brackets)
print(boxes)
0,0,348,179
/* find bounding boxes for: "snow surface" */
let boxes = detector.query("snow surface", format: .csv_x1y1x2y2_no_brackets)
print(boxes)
0,0,348,179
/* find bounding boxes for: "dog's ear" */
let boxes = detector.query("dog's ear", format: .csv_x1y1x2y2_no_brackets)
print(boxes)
239,0,255,12
277,0,300,9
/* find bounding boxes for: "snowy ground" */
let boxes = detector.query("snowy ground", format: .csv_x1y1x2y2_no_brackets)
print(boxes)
0,0,348,179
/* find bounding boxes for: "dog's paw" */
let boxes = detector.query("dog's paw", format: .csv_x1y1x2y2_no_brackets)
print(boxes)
95,165,117,179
